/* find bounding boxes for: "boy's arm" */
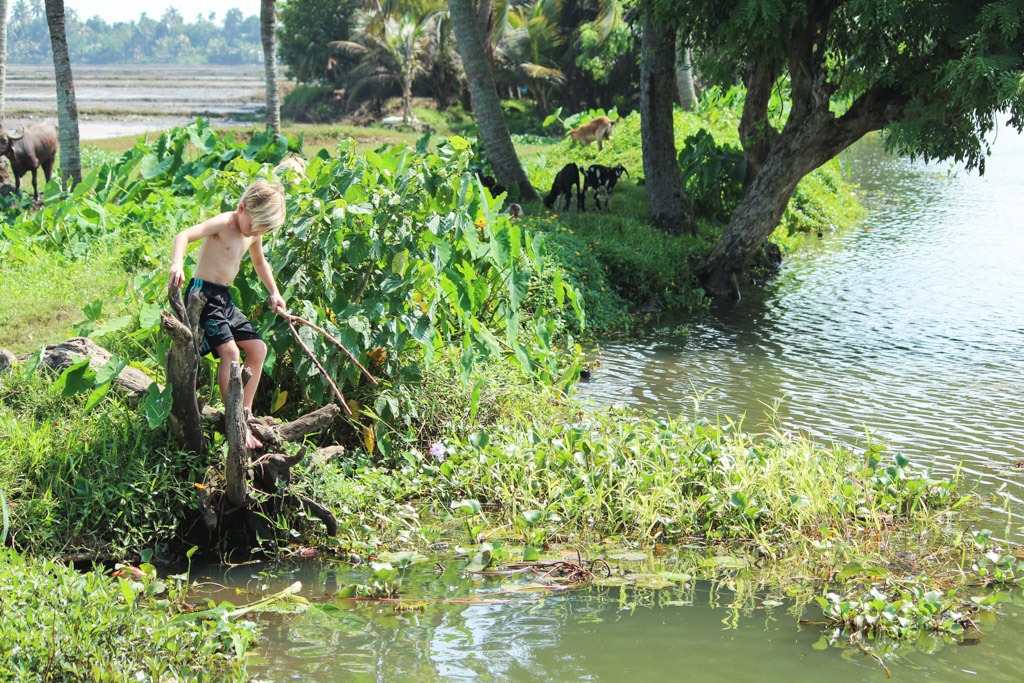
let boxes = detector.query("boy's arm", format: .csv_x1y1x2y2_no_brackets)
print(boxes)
250,237,287,315
168,218,224,287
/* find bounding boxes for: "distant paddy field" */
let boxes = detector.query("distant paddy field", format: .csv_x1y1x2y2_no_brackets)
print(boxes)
4,63,265,139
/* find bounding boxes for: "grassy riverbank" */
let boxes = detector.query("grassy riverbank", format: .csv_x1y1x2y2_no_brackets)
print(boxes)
0,104,1017,677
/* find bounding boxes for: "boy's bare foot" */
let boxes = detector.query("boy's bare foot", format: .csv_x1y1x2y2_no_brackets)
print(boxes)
245,428,263,450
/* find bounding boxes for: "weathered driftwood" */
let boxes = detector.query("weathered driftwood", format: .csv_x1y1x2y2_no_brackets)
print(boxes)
1,337,152,400
224,361,253,508
161,285,208,456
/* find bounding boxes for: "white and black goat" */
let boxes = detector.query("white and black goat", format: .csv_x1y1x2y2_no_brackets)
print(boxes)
543,162,583,211
582,164,629,212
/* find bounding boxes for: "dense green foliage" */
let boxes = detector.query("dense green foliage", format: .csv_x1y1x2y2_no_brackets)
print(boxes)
278,0,640,117
670,0,1024,172
7,3,263,65
278,0,363,84
0,549,256,682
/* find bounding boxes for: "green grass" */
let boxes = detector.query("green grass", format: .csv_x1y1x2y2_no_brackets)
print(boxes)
0,374,209,558
0,250,127,354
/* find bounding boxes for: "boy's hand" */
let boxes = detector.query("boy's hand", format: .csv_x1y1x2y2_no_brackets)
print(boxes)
268,294,288,316
168,264,185,288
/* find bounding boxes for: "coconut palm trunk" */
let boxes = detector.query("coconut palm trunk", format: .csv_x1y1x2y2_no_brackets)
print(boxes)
449,0,539,201
0,0,8,125
261,0,281,134
44,0,80,186
640,8,695,234
0,0,10,183
676,44,697,111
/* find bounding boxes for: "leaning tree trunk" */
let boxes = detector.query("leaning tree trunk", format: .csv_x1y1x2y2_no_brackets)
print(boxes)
695,112,869,298
449,0,539,201
44,0,80,186
475,0,495,76
640,8,696,234
261,0,281,134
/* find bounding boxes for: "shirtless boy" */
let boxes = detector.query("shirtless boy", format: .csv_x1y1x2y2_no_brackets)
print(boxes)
168,179,288,449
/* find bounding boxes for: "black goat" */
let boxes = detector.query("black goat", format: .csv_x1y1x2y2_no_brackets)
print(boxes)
543,162,582,211
477,172,508,200
582,164,629,212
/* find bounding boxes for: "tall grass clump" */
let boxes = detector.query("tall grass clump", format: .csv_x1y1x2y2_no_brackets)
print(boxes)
0,373,207,558
428,400,965,577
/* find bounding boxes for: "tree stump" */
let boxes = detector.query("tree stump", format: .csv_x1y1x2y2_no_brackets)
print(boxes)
163,284,344,555
161,284,207,456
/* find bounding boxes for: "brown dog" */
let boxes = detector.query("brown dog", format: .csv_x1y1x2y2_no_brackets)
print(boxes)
568,116,619,151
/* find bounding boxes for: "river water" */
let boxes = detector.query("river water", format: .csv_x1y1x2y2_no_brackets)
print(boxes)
215,129,1024,681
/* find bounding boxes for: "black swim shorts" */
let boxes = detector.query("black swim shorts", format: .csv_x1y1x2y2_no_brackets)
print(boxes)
186,278,262,358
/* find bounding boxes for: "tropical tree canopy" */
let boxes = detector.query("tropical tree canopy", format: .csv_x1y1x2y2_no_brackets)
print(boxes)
658,0,1024,296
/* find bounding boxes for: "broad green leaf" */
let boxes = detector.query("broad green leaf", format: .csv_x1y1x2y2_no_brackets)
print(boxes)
509,268,531,311
22,347,44,379
84,382,111,413
143,383,173,428
453,499,482,515
139,152,174,179
56,359,95,397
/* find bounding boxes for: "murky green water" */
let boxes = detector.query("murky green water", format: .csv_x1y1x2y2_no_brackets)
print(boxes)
199,555,1024,682
204,128,1024,680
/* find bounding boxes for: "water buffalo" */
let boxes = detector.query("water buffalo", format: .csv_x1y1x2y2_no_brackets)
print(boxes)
0,123,58,201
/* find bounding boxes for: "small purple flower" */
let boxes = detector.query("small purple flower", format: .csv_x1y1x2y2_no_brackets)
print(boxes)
429,442,446,462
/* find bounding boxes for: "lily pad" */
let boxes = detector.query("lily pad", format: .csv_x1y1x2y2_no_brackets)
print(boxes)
630,574,675,590
702,555,747,569
593,576,630,587
656,572,693,583
607,551,649,562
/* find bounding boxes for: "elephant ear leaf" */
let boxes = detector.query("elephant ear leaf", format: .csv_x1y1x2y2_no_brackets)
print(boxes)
142,383,173,428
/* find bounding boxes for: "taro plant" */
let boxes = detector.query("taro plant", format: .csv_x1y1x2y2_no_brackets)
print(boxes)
236,134,584,442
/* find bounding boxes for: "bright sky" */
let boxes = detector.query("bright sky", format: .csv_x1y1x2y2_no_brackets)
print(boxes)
64,1,258,24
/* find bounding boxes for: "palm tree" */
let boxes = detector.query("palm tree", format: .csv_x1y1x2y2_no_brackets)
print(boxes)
499,0,566,113
0,0,9,126
331,11,432,124
449,0,538,200
261,0,281,133
44,0,80,185
639,4,693,233
0,0,10,184
675,42,697,111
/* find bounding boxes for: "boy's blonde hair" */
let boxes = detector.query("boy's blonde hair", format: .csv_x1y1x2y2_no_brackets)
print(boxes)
240,179,286,234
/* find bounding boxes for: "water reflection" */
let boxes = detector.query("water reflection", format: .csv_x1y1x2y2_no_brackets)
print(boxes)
579,127,1024,533
196,559,1024,682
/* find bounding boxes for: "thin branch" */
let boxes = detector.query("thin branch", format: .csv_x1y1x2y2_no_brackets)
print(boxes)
282,312,378,385
285,316,353,415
